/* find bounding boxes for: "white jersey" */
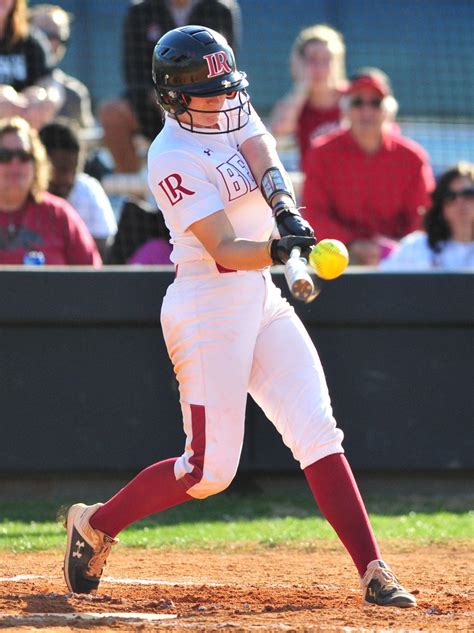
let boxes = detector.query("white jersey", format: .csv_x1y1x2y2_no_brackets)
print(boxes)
147,104,274,265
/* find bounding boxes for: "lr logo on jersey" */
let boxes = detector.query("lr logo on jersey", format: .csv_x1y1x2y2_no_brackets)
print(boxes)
217,154,257,201
203,51,232,78
159,173,195,206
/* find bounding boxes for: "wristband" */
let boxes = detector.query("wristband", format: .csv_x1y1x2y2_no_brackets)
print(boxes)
261,167,295,207
273,200,302,219
269,238,280,264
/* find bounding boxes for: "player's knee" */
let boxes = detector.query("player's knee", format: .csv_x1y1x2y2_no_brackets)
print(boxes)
291,413,344,468
189,479,232,499
185,465,237,499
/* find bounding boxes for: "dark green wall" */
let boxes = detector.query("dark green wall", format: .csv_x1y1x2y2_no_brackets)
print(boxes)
1,269,472,473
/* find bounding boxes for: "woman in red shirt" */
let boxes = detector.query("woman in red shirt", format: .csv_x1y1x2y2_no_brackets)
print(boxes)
270,24,347,165
0,116,101,265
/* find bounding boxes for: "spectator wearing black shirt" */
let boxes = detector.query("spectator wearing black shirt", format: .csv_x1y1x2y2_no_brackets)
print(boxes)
0,0,64,129
28,3,94,130
99,0,241,173
106,197,171,265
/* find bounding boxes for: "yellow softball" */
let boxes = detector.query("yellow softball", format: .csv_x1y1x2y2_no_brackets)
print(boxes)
309,239,349,280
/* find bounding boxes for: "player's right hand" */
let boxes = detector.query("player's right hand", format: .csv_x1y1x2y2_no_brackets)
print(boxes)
270,235,316,265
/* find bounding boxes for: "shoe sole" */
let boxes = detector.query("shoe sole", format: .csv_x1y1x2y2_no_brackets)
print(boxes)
364,598,417,608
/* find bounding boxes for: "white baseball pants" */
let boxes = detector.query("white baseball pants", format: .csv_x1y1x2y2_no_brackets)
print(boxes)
160,263,344,499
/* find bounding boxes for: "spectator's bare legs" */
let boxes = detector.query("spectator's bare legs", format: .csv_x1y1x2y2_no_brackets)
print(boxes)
99,97,141,173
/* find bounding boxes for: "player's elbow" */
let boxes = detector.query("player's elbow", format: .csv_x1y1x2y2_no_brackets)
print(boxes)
212,238,237,269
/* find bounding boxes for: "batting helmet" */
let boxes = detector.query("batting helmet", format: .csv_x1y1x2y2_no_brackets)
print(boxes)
152,25,250,133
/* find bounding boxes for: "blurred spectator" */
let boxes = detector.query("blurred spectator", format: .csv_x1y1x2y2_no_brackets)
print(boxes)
0,116,101,265
106,197,171,265
270,24,346,165
380,162,474,270
39,119,117,259
302,68,436,265
0,0,64,129
28,3,95,130
99,0,241,173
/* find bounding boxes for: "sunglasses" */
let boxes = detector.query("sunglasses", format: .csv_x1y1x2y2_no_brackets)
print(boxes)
350,97,383,109
444,187,474,201
0,148,34,164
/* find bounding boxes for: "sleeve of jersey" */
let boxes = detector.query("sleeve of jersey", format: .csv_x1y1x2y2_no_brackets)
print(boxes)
232,103,268,146
148,152,225,232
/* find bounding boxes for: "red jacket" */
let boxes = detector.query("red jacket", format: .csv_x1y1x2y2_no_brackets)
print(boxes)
301,128,435,243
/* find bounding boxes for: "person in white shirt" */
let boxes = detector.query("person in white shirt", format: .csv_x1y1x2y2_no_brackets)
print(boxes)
39,119,117,257
62,25,416,609
380,162,474,271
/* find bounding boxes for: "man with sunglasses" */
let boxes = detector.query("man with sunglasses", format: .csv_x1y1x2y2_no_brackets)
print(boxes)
28,4,94,130
302,67,435,265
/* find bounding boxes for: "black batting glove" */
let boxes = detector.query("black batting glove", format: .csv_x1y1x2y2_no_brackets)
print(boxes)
273,201,314,238
270,235,316,265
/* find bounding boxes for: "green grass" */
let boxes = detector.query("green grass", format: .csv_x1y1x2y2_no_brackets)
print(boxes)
0,489,472,552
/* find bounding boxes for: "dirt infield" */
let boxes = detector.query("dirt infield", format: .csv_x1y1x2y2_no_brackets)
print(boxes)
0,541,472,631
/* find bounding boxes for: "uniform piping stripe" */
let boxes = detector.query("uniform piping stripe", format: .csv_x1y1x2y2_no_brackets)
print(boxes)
215,262,237,273
181,404,206,489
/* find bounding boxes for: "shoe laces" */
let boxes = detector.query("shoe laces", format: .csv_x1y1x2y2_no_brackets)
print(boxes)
87,536,115,578
372,565,402,591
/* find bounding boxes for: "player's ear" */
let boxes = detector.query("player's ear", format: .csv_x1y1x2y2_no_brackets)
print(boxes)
158,90,189,114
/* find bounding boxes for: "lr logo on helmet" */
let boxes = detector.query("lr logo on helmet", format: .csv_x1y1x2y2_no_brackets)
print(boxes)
203,51,231,78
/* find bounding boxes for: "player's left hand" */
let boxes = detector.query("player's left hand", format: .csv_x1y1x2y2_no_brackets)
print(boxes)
273,201,314,237
270,235,316,264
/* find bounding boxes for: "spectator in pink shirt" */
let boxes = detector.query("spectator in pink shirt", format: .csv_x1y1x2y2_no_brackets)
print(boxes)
0,116,101,265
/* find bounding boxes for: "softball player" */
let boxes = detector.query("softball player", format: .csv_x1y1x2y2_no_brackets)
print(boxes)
64,25,416,608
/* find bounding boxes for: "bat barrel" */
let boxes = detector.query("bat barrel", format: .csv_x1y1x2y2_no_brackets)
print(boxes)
284,254,318,303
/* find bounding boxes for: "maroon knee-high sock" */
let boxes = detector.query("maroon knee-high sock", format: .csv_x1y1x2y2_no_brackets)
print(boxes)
304,453,380,576
90,458,191,538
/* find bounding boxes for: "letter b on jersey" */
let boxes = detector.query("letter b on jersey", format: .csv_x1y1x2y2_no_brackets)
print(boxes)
217,154,257,201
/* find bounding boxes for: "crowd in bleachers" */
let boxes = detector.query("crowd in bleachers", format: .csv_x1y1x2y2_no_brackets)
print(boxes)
0,0,472,270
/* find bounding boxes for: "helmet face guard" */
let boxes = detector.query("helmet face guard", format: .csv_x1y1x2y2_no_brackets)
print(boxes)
152,25,251,134
162,89,251,135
